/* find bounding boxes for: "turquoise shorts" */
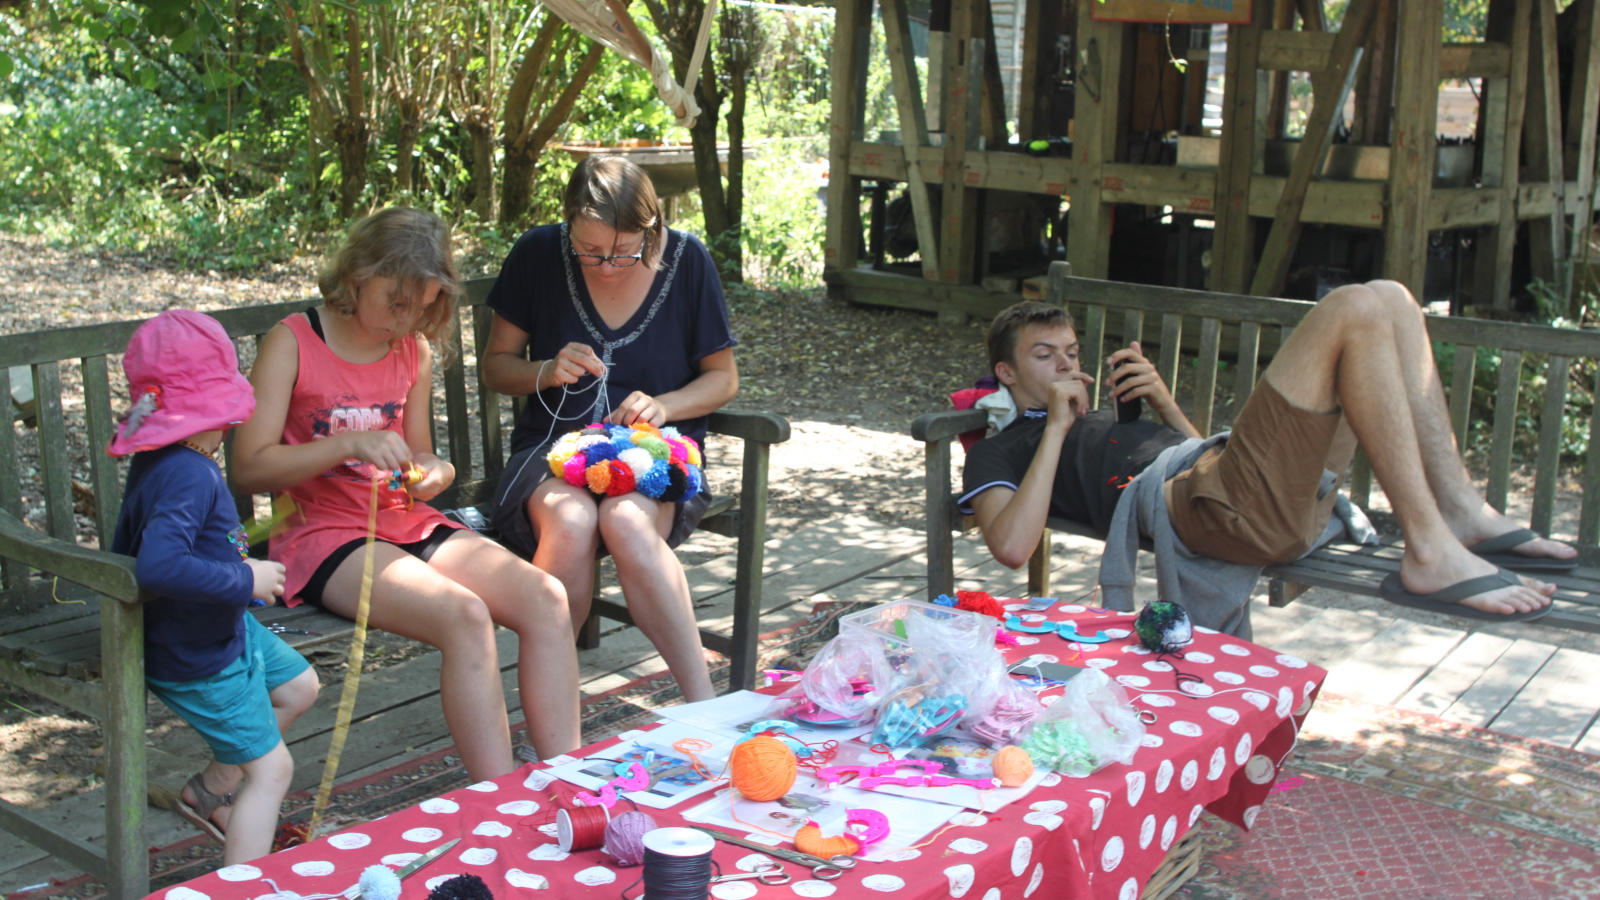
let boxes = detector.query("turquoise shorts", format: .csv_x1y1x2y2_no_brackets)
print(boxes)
146,615,311,765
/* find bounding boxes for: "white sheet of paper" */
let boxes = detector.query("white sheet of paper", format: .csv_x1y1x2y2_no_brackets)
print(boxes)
653,689,875,744
679,771,966,862
545,721,731,810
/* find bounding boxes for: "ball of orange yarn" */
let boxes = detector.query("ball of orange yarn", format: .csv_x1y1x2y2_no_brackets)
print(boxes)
728,735,797,801
795,821,862,858
992,745,1035,788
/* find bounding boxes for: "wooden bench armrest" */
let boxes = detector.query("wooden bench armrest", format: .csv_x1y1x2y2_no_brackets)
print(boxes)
912,408,986,443
0,511,140,604
708,408,791,445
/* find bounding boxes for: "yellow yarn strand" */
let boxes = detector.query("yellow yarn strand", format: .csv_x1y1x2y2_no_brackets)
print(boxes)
308,478,381,834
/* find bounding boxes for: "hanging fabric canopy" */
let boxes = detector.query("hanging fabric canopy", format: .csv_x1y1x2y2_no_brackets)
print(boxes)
541,0,719,127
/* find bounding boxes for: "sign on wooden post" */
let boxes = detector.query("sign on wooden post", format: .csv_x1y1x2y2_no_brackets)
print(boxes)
1091,0,1252,25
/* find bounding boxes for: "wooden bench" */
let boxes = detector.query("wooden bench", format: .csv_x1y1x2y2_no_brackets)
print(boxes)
0,276,788,896
914,261,1600,631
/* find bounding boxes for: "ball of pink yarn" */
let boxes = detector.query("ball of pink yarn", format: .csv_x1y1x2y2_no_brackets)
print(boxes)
603,810,657,866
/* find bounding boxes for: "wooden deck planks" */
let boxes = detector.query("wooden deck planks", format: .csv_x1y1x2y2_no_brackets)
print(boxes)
1412,634,1559,728
1492,646,1600,747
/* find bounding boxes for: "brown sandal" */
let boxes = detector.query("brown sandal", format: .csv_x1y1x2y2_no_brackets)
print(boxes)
171,772,233,843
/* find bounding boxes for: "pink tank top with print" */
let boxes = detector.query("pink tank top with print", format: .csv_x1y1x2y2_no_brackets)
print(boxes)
270,312,457,606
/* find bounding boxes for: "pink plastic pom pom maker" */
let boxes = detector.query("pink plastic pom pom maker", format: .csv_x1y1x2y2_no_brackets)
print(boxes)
573,761,650,808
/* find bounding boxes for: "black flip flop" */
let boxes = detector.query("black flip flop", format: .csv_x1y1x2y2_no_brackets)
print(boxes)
1468,528,1578,573
1378,570,1553,622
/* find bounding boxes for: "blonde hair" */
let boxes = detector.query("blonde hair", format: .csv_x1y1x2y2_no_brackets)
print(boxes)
563,155,664,267
319,208,460,363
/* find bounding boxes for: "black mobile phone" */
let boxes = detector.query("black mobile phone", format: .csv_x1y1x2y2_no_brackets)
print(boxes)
1110,360,1141,424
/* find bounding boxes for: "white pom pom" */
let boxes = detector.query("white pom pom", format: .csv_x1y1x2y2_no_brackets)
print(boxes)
357,864,402,900
619,448,654,478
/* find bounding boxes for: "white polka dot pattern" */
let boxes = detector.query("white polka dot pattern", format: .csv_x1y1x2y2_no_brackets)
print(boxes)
573,865,616,885
862,874,908,891
505,869,549,889
1100,834,1124,871
793,880,838,897
948,837,988,854
711,881,757,899
1154,758,1174,793
1011,835,1034,875
291,860,334,876
418,798,459,814
215,864,261,882
1025,863,1045,897
944,863,976,897
1180,759,1199,790
401,827,443,843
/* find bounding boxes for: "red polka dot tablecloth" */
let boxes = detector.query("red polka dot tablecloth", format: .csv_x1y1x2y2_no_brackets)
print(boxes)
153,604,1324,900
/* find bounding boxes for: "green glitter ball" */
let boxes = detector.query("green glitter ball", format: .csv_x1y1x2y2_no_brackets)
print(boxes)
1134,600,1193,653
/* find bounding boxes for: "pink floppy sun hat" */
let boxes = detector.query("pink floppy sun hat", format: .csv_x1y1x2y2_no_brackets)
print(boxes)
107,309,256,457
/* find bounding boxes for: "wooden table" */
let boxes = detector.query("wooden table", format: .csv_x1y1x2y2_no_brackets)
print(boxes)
150,604,1325,900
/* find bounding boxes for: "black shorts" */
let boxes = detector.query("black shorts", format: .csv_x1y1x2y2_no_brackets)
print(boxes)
299,526,461,608
488,442,712,560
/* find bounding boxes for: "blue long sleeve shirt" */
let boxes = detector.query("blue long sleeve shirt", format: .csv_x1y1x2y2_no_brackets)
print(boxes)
111,445,256,682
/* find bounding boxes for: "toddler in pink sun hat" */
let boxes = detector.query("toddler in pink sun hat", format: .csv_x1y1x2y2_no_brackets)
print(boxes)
109,309,320,866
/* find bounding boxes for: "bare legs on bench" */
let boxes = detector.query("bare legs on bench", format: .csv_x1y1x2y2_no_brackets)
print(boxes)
322,532,581,780
1262,279,1564,616
529,481,716,704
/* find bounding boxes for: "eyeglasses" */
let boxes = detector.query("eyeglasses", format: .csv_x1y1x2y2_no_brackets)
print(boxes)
571,247,645,268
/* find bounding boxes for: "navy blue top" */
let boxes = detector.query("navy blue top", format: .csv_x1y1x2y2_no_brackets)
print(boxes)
111,445,256,682
487,224,736,455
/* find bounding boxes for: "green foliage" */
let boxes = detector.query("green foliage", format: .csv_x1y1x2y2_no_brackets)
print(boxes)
1437,338,1595,467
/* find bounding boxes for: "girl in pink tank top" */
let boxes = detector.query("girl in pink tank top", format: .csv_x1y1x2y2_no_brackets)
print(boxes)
232,209,581,779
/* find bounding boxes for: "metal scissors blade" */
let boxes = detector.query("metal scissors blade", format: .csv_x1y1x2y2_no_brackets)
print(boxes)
693,825,856,880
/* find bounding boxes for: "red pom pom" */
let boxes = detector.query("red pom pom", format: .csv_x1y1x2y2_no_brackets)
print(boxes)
604,460,636,496
955,589,1006,621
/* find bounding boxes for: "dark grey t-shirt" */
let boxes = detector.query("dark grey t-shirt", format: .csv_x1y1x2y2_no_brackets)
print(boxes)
959,409,1187,534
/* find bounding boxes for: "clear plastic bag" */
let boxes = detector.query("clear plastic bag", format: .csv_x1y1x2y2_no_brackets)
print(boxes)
1018,668,1145,776
766,630,898,726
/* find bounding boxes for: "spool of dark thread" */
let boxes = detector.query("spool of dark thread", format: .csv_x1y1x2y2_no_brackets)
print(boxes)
638,827,716,899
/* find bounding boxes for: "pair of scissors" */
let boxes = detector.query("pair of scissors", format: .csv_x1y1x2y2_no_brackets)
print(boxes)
710,861,791,885
693,825,856,880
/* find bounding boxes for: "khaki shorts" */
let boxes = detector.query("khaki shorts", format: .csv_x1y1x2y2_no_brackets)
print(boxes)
1166,380,1342,566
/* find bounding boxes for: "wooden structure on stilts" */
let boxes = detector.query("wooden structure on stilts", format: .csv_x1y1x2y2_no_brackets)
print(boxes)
824,0,1600,320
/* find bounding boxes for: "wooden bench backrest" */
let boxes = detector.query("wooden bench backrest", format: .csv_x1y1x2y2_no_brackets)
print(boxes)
1052,263,1600,549
0,278,501,601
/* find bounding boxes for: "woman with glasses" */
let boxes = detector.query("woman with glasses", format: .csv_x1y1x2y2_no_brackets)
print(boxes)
482,155,738,714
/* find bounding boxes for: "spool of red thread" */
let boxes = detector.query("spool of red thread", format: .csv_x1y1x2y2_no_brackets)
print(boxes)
557,804,612,852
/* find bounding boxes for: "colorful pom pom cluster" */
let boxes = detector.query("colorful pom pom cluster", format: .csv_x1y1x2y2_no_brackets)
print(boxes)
547,423,704,502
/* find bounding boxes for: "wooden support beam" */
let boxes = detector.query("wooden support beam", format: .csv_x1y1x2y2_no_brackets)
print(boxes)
1351,0,1396,144
880,0,941,281
1210,6,1268,294
1265,0,1296,140
1016,0,1054,140
981,0,1010,147
1066,9,1126,279
1381,0,1441,293
1564,0,1600,317
1526,0,1570,296
823,0,872,283
1474,0,1530,311
939,0,985,284
1251,0,1375,297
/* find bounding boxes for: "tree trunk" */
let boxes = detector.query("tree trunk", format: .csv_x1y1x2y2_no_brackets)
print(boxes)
499,24,606,227
465,114,496,222
334,115,370,218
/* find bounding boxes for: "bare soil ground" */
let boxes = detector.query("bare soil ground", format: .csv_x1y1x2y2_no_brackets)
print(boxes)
0,233,989,812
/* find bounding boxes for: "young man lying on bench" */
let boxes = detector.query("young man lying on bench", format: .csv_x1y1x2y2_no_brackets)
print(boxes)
960,280,1574,637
